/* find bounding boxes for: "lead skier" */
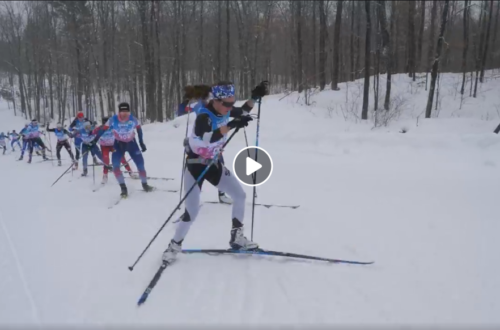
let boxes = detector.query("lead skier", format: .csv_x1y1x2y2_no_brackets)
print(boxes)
178,81,268,204
162,81,268,263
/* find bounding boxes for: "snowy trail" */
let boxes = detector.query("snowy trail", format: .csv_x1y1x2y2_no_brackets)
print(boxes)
1,73,500,325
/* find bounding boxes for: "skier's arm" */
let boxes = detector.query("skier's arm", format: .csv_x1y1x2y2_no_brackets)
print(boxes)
230,102,254,118
69,118,78,129
136,125,144,145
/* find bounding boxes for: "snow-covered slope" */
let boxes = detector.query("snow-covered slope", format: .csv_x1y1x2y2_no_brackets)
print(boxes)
1,72,500,326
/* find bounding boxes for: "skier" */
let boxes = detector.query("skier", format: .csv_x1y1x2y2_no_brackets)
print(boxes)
95,116,136,184
8,130,21,151
26,119,48,163
0,132,10,155
18,124,30,160
178,81,268,204
69,112,88,169
46,123,75,166
72,121,108,176
95,102,153,196
162,81,268,263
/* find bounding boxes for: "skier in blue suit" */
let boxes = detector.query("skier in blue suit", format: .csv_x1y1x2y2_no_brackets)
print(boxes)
95,102,153,197
8,130,21,151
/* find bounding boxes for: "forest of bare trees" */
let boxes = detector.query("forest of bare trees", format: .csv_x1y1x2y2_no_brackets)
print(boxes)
0,0,499,123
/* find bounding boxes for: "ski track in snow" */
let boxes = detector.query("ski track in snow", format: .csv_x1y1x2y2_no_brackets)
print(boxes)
1,72,500,325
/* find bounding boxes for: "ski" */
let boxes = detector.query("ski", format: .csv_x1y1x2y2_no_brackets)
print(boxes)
181,248,373,265
137,261,171,306
108,195,128,209
204,201,300,209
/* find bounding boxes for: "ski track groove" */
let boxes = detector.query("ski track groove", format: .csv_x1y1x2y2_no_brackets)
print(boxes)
0,207,42,325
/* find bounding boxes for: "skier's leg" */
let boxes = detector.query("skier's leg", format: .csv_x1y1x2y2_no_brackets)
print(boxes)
120,156,133,173
82,145,89,173
217,154,232,203
102,146,110,175
111,145,126,185
64,141,75,161
10,139,15,151
127,141,147,184
172,168,202,243
56,142,63,160
212,165,257,250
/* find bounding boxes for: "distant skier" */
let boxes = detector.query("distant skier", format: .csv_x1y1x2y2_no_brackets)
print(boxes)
26,119,48,163
71,121,107,176
8,130,21,151
95,116,136,184
95,102,153,197
0,132,10,155
69,112,88,168
162,80,268,263
18,124,30,160
46,123,76,166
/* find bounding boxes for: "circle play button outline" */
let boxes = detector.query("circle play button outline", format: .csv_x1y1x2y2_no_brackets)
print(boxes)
232,146,273,187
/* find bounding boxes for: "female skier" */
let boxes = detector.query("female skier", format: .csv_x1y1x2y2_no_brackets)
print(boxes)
162,81,268,263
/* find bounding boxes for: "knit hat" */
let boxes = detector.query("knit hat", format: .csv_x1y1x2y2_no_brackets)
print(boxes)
77,112,84,119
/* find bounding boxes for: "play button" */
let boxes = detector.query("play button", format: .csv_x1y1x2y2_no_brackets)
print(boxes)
246,157,262,176
233,147,273,187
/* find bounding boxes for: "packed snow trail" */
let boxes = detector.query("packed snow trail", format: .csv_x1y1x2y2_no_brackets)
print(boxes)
1,73,500,325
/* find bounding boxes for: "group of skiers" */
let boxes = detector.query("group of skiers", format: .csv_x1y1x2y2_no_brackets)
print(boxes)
1,121,48,159
2,79,270,263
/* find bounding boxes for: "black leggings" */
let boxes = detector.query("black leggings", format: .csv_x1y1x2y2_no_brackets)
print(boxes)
56,140,75,161
29,138,46,155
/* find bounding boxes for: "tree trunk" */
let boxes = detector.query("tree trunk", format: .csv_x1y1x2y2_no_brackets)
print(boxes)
417,0,426,72
226,0,230,81
425,0,450,118
362,0,371,120
426,0,438,89
460,0,469,95
331,0,343,90
296,1,303,93
408,0,416,80
377,0,392,110
319,0,327,90
474,1,486,97
479,0,494,82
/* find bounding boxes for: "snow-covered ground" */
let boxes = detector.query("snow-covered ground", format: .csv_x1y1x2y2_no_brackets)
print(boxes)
1,72,500,326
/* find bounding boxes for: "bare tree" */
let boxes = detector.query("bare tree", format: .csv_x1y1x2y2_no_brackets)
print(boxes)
362,0,371,120
425,0,450,118
377,0,392,110
417,0,426,71
479,0,494,82
408,0,416,80
460,0,469,95
331,0,343,91
318,0,327,90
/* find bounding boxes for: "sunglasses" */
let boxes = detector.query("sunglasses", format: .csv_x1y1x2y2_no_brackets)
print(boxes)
218,99,235,108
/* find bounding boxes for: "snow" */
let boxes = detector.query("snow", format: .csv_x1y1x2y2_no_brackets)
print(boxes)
1,71,500,326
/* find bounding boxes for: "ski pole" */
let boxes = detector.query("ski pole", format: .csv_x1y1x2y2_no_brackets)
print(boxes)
179,107,192,206
128,127,241,271
92,150,95,185
243,127,257,193
46,130,54,167
250,97,262,241
51,149,90,187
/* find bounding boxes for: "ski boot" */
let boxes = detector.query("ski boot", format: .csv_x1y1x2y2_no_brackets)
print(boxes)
120,183,128,198
27,156,32,164
128,171,139,180
18,155,23,161
36,151,41,156
81,169,88,177
57,160,62,166
73,161,78,170
162,239,182,263
43,155,49,161
229,225,259,250
142,182,154,192
219,191,233,204
101,173,108,185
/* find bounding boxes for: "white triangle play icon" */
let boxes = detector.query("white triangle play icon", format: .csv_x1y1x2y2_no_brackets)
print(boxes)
246,157,262,176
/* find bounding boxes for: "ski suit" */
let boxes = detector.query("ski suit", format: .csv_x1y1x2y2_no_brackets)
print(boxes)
9,132,21,150
0,133,9,154
96,115,147,184
94,125,132,174
69,117,88,160
46,126,75,161
26,123,47,160
172,102,248,243
72,127,104,170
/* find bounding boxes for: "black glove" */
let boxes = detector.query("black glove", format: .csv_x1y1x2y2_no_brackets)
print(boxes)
227,116,253,130
87,139,97,148
251,80,270,99
140,141,147,152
